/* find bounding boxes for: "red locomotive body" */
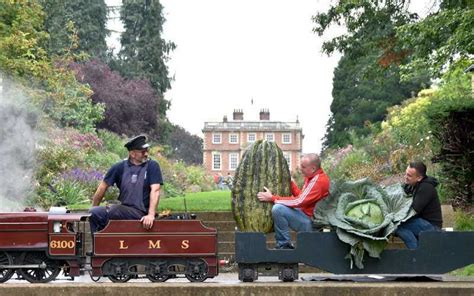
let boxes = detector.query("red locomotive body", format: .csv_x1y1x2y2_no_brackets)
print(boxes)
0,211,89,283
0,210,218,283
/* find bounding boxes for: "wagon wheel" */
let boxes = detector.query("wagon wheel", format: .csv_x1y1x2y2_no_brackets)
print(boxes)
146,262,171,282
107,274,132,283
19,252,61,283
146,273,171,282
185,260,208,282
0,252,14,283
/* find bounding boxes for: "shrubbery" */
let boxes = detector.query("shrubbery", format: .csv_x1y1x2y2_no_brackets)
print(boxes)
31,128,213,208
322,60,473,211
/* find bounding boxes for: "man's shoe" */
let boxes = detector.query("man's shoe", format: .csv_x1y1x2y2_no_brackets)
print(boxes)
275,243,295,250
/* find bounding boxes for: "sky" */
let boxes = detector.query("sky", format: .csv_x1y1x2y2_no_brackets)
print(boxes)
107,0,343,153
106,1,431,153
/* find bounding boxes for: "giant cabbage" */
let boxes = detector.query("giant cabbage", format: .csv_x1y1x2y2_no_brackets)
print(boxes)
313,178,415,269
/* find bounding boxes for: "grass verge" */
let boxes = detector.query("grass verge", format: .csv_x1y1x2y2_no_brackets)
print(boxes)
68,190,232,212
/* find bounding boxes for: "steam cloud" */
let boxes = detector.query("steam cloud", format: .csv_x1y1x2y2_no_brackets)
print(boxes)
0,73,41,211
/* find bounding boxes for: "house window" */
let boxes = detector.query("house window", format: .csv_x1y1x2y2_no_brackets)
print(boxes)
283,152,291,169
229,153,239,170
212,133,222,144
229,133,239,144
212,152,221,170
282,133,292,144
247,133,256,143
265,133,274,142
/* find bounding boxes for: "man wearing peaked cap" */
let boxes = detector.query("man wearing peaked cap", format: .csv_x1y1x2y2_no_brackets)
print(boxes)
124,135,150,151
89,135,164,231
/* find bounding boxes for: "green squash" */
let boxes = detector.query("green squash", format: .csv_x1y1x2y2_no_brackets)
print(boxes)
231,140,292,232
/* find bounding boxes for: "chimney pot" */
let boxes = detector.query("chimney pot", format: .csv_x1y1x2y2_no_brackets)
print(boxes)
259,108,270,120
233,109,244,120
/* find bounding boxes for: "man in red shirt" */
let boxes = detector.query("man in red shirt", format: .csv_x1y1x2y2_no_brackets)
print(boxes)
257,153,330,249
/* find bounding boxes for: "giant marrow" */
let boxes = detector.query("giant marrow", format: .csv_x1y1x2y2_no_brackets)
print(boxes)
231,140,291,232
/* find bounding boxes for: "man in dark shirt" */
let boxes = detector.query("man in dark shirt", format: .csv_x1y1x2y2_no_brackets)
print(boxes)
396,161,442,249
89,135,163,232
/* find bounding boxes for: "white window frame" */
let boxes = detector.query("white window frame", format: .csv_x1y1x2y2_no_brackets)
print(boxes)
265,133,275,142
283,152,291,169
247,133,256,143
212,152,221,170
282,133,292,144
229,153,239,170
229,133,239,144
212,133,222,144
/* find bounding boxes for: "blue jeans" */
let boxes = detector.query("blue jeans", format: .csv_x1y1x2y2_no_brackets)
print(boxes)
396,217,438,249
89,205,146,232
272,204,312,248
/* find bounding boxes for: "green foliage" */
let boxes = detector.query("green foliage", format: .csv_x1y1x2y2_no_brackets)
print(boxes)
167,124,203,165
454,211,474,231
42,0,109,58
152,149,213,198
116,0,176,97
0,0,104,132
97,129,127,159
0,0,50,78
32,128,111,208
397,1,474,79
35,141,83,185
36,179,89,207
450,264,474,276
315,2,430,149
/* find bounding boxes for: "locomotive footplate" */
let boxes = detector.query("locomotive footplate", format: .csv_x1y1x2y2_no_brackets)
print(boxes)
235,231,474,281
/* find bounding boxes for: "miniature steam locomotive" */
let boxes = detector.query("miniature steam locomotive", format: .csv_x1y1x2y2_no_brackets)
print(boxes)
0,209,218,283
1,208,473,284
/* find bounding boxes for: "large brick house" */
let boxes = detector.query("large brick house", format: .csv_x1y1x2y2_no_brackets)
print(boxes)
202,109,303,176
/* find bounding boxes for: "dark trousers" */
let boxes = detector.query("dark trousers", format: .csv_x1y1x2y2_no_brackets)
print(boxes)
395,217,439,249
89,204,146,232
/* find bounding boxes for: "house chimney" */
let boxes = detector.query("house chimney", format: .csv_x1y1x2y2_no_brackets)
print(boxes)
223,115,228,123
259,108,270,120
233,109,244,120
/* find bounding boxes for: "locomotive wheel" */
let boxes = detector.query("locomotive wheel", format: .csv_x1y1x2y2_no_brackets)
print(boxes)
185,260,208,282
19,252,60,283
146,273,171,282
147,261,171,282
0,252,14,283
107,274,132,283
239,264,257,282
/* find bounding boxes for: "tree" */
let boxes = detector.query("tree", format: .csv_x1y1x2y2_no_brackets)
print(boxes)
323,51,429,149
117,0,175,98
396,0,474,79
314,1,429,149
167,125,203,165
41,0,109,59
0,0,104,132
70,59,165,138
313,0,415,69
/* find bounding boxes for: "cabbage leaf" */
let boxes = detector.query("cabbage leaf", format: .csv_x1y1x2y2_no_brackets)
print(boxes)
313,178,415,269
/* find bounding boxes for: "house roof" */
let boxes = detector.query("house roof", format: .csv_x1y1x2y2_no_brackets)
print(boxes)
203,121,302,132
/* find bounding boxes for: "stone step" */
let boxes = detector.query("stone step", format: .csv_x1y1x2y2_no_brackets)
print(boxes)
218,231,297,241
193,211,235,222
203,221,237,231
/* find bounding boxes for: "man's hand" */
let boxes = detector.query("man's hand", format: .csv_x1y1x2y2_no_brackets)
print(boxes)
140,214,155,229
257,186,273,202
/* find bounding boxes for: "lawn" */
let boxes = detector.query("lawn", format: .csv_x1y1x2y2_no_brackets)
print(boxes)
68,190,232,212
158,190,231,212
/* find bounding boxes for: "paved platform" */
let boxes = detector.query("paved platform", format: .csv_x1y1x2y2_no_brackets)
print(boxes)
1,273,473,296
